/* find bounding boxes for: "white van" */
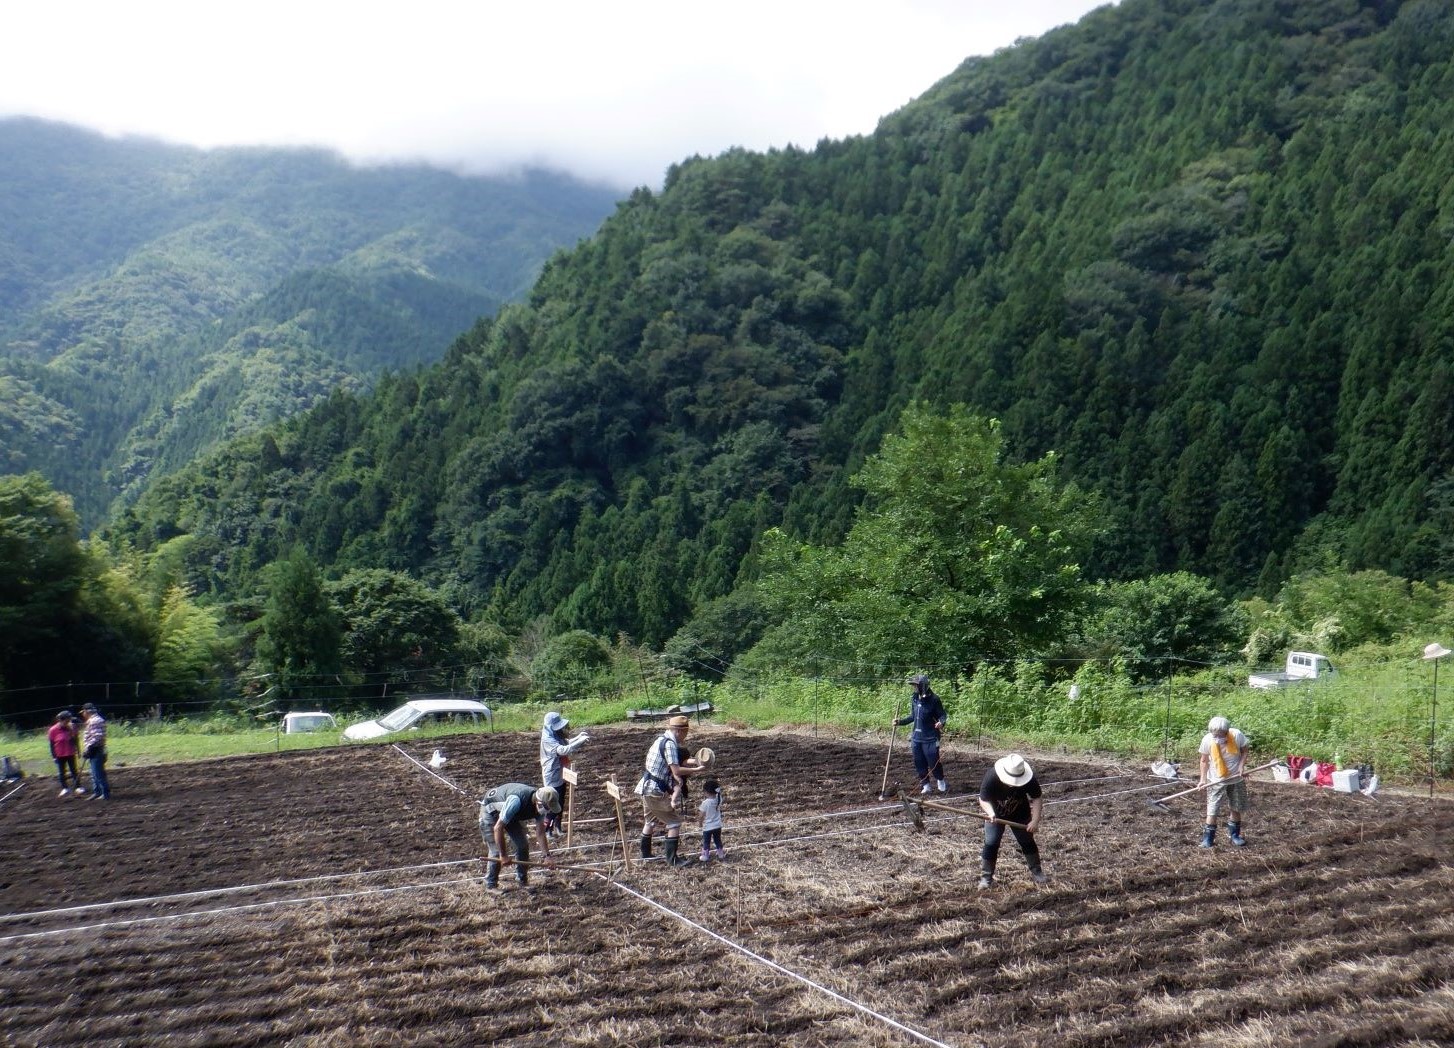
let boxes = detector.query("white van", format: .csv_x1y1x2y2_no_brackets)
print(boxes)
283,711,337,734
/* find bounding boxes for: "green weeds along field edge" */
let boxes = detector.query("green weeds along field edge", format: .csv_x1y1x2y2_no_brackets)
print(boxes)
3,669,1450,788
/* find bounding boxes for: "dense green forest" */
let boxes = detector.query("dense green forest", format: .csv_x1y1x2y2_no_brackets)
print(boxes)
0,119,621,523
6,0,1454,731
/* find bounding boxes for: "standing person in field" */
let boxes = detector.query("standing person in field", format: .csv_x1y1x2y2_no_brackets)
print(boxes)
1199,715,1250,848
48,711,84,797
539,711,591,836
698,777,726,862
896,674,948,794
478,783,559,890
78,704,110,800
977,754,1047,888
634,715,710,867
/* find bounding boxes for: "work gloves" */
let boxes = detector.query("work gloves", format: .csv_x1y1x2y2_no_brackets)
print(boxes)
561,732,591,755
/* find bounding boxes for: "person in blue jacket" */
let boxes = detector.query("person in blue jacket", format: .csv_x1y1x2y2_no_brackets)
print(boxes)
895,674,948,794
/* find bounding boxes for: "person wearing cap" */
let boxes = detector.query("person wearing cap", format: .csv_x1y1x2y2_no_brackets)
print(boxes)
539,711,591,835
977,754,1047,888
47,711,84,797
634,714,710,867
895,674,949,794
478,782,559,890
77,704,110,800
1198,716,1250,848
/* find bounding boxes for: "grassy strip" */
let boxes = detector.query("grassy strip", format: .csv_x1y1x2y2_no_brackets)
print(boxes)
1,663,1447,787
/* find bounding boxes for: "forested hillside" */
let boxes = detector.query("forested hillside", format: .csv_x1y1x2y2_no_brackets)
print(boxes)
114,0,1454,658
0,119,622,523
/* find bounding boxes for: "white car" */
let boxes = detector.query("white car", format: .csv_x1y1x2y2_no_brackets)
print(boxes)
342,698,493,741
282,711,337,734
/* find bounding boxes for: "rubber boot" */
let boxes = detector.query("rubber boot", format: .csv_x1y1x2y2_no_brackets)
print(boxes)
1029,862,1049,885
664,837,691,867
1227,821,1246,847
484,860,501,889
977,866,994,890
639,834,653,859
1199,824,1216,849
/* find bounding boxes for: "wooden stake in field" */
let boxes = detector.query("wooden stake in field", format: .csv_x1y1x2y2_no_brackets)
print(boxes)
605,776,632,874
563,765,579,848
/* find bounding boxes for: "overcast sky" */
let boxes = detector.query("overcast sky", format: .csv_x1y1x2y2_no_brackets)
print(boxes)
2,1,1110,190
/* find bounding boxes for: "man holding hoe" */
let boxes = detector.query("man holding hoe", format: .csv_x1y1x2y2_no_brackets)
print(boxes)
479,783,560,890
1199,715,1250,848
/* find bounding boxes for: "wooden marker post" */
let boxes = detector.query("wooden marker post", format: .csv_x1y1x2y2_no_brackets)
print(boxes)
563,765,579,848
605,777,631,874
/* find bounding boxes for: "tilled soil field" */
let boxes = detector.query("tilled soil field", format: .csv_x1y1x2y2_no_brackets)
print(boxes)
1,724,1451,1047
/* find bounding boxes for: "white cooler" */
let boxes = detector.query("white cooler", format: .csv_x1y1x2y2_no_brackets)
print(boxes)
1331,768,1361,793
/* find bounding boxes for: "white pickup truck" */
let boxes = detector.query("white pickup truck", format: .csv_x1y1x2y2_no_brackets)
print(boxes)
1248,651,1336,690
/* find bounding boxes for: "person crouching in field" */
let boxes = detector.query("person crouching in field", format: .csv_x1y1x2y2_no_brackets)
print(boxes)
1199,716,1250,848
479,783,559,890
48,711,84,797
978,754,1047,889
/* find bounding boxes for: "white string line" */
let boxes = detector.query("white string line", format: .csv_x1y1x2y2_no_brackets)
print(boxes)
0,810,974,942
0,856,484,923
610,879,958,1048
0,875,476,944
1,781,24,805
391,743,472,796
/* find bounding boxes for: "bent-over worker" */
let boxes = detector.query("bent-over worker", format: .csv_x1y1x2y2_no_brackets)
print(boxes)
479,783,559,890
978,753,1047,888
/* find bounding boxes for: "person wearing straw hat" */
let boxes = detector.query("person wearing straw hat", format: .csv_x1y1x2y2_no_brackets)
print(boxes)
634,714,710,867
895,674,949,794
1198,715,1250,848
478,783,560,890
977,753,1047,889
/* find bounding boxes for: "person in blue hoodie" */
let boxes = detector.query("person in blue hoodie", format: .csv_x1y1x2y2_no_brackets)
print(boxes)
895,675,948,794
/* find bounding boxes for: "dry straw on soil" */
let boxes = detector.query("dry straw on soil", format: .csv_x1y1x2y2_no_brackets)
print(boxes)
1,726,1451,1046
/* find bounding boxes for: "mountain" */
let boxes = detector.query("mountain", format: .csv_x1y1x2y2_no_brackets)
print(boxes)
114,0,1454,652
0,118,623,523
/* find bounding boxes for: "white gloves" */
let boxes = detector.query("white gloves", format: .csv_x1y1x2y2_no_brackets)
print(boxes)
561,732,591,755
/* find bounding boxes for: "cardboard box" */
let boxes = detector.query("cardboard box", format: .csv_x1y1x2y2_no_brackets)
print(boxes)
1331,768,1360,793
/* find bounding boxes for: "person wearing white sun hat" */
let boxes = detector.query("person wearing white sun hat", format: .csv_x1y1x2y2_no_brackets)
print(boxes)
539,711,591,836
976,753,1046,889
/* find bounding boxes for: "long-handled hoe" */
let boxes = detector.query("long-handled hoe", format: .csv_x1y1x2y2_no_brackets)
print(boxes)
1147,759,1280,812
893,788,1029,833
877,699,904,801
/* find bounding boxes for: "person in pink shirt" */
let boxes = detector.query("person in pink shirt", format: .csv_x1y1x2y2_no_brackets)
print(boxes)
47,711,84,797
